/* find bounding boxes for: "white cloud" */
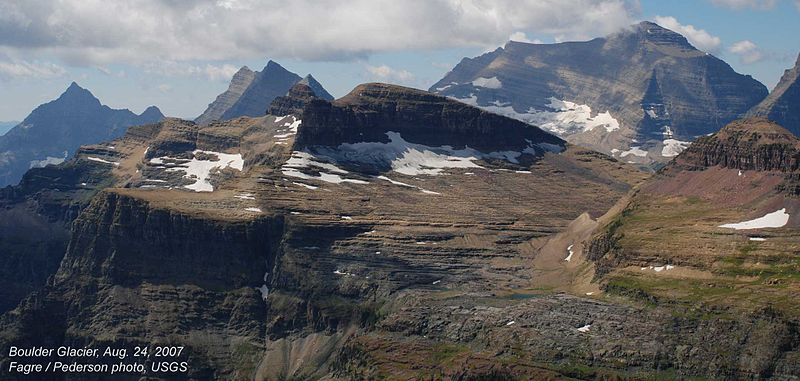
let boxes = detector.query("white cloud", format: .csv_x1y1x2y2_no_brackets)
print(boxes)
729,40,764,64
653,16,722,53
143,62,239,81
709,0,778,9
509,32,543,44
0,0,641,66
366,64,415,84
0,60,66,80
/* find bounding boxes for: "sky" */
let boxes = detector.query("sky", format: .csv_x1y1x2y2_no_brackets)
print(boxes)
0,0,798,122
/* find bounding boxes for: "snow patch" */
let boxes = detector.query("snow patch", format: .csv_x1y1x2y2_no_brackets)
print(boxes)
150,150,243,192
564,244,574,262
662,139,690,157
281,151,369,185
620,147,647,158
455,95,619,135
472,76,502,89
719,209,790,230
577,324,591,333
235,193,255,200
29,152,67,168
749,237,767,241
245,207,262,213
87,156,119,166
505,320,516,326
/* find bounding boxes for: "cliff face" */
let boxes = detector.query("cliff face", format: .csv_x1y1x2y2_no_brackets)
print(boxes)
431,21,768,167
676,118,800,171
749,53,800,136
297,83,564,153
0,83,163,187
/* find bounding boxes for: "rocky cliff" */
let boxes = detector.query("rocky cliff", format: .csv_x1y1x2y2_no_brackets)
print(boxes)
0,82,163,187
431,21,768,167
676,117,800,171
749,53,800,136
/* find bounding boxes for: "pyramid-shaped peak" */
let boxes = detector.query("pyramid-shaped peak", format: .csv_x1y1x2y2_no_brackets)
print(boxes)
298,74,334,100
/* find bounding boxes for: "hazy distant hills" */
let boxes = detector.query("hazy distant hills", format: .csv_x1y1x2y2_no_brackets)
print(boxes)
431,21,768,167
0,82,163,187
195,60,333,125
0,121,19,136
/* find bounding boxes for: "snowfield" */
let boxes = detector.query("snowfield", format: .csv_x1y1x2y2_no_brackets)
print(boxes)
719,208,790,230
150,150,244,192
453,95,620,135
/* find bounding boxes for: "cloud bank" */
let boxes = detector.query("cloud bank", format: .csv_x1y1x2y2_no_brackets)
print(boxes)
0,0,641,66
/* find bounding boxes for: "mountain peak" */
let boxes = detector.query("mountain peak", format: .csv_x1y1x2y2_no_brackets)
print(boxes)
139,106,164,121
298,74,335,100
263,60,290,74
61,81,95,98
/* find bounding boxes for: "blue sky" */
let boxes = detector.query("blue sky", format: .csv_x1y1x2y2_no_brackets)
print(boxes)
0,0,798,122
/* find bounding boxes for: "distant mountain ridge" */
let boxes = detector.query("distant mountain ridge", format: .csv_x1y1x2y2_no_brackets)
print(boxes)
749,53,800,136
0,82,163,187
430,21,768,167
0,121,19,136
195,60,333,125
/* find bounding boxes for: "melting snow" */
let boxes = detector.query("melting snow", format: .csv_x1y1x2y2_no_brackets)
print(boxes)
334,269,355,277
257,285,269,301
738,170,743,177
29,154,67,168
472,76,503,89
87,156,120,166
662,139,690,157
377,175,440,195
749,237,767,241
564,244,574,262
235,193,255,200
340,216,353,220
719,208,790,230
577,324,591,333
620,147,647,158
454,95,619,135
245,207,262,213
641,265,675,272
506,321,516,326
282,151,369,184
432,280,441,285
293,182,318,190
150,150,244,192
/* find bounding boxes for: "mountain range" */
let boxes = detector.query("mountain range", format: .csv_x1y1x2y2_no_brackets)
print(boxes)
0,82,163,187
431,21,768,168
1,21,800,381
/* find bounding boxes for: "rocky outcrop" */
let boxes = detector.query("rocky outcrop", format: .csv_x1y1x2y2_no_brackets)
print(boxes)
430,21,768,166
676,117,800,171
296,83,564,153
749,53,800,136
267,83,323,117
0,82,163,187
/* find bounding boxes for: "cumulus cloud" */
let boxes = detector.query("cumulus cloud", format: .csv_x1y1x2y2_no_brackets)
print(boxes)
143,62,240,81
509,32,543,44
653,16,722,53
366,64,415,85
0,60,66,80
0,0,641,66
709,0,778,9
729,40,764,64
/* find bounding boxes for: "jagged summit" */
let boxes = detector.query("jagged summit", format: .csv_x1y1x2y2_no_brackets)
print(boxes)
195,60,335,124
299,74,334,101
748,53,800,135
